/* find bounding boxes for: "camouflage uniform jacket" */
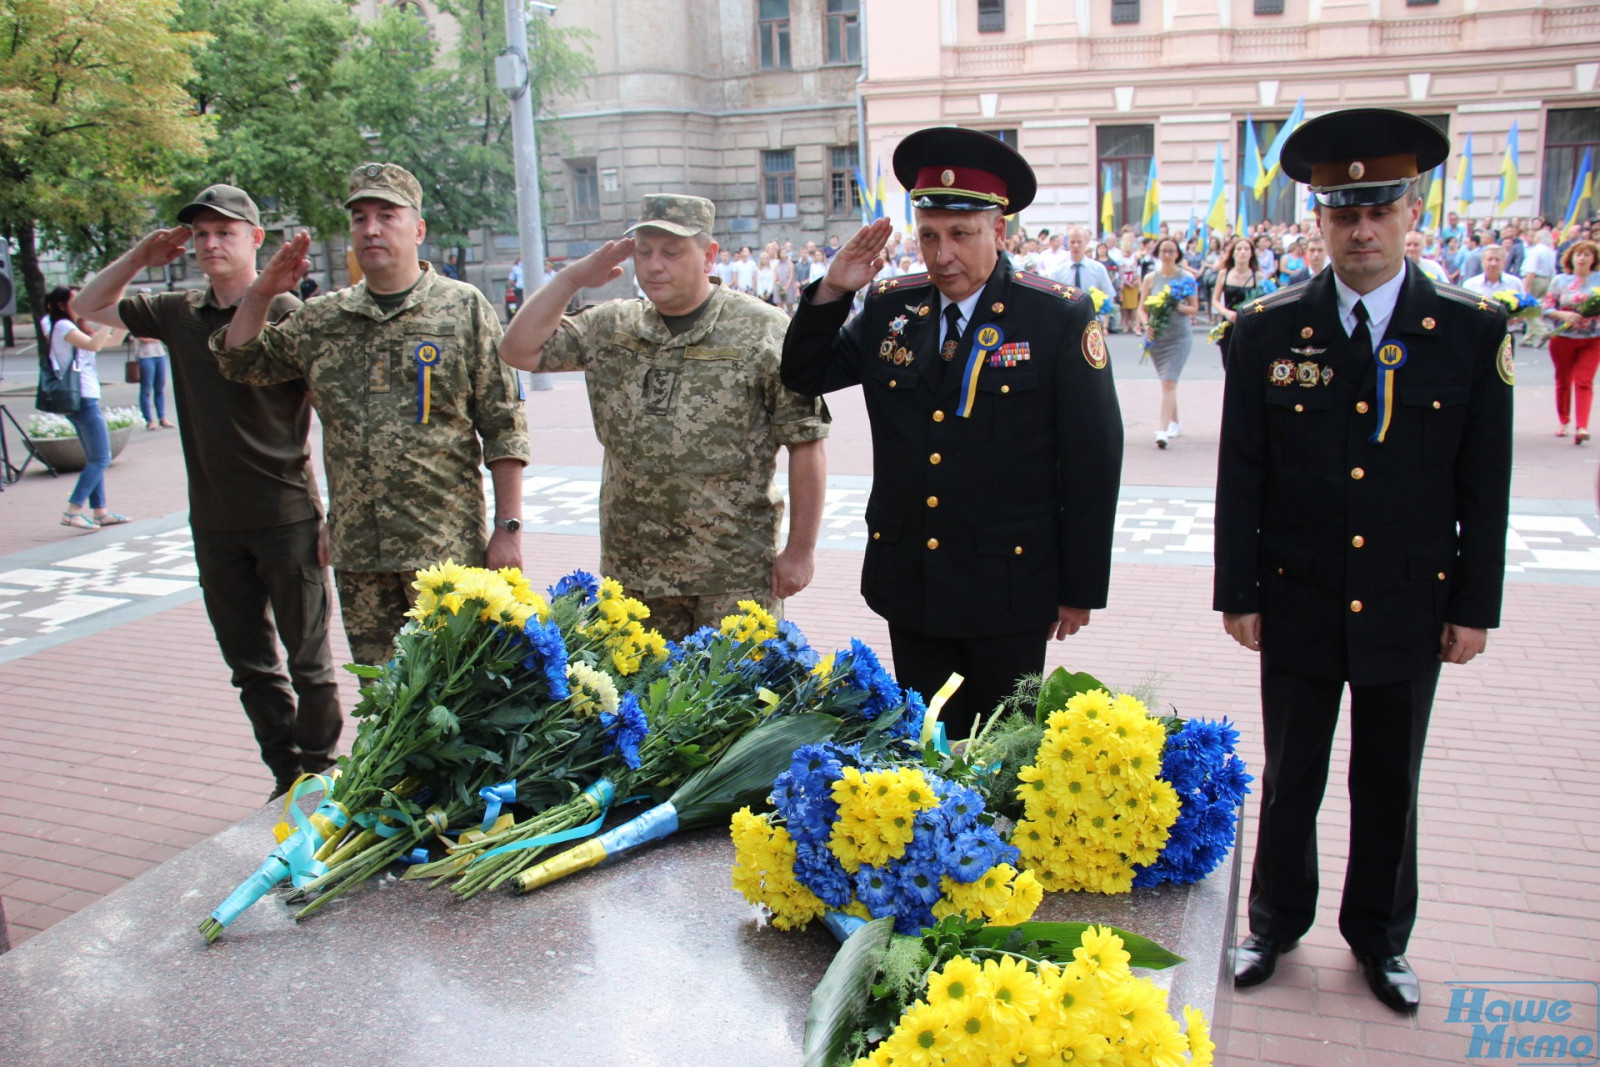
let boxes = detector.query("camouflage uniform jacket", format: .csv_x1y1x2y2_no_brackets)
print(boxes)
212,265,531,572
541,283,829,597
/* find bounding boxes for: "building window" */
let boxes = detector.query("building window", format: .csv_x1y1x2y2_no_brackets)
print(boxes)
764,149,797,219
978,0,1005,33
830,146,859,216
1253,0,1284,13
978,128,1019,147
825,0,860,63
1096,124,1153,236
759,0,791,70
1406,0,1439,5
1110,0,1140,24
569,161,600,221
1543,107,1600,223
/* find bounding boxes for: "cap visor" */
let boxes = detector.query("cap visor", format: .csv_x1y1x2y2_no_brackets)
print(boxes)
176,204,253,225
1313,182,1412,209
344,191,416,209
623,220,703,237
911,194,1002,212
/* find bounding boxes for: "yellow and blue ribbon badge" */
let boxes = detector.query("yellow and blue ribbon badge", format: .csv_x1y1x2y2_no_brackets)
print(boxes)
414,342,441,423
1371,339,1408,443
957,324,1006,418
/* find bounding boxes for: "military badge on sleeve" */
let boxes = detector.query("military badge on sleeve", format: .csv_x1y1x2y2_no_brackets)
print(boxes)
1081,320,1109,370
1497,335,1515,385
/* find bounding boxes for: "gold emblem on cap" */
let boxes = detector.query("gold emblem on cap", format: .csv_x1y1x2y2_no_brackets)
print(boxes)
1349,161,1366,180
940,169,955,187
991,302,1004,313
1300,327,1313,339
1422,316,1436,330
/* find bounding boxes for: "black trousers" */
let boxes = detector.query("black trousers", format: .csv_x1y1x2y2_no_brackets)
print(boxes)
887,623,1049,742
193,518,341,784
1247,657,1442,957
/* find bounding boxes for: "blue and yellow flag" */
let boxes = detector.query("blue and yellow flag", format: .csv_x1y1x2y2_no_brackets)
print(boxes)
1242,116,1264,213
1205,142,1228,235
1455,132,1475,217
873,160,887,222
1141,158,1161,238
854,165,876,224
1101,166,1116,236
1496,122,1520,214
1422,164,1444,232
1256,95,1305,198
1565,147,1594,228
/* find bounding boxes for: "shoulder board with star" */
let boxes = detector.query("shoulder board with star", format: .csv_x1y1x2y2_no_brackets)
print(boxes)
1240,284,1304,318
1434,281,1508,317
1013,271,1089,302
870,271,931,297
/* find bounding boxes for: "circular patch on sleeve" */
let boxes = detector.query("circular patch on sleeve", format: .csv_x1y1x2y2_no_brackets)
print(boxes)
1497,334,1515,385
1082,320,1109,370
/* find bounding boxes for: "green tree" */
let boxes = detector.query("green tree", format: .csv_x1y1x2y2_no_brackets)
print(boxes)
0,0,208,345
177,0,364,236
347,0,593,253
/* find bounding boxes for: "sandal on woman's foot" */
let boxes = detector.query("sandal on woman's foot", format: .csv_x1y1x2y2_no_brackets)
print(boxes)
159,419,175,428
1577,429,1591,446
1557,424,1569,437
93,512,131,526
60,512,98,530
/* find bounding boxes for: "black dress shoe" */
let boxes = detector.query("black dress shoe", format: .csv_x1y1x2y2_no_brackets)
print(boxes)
1356,954,1421,1013
1233,934,1298,988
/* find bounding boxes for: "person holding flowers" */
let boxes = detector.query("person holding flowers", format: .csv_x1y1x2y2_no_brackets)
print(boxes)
497,194,829,640
1137,237,1199,448
779,127,1124,742
1541,239,1600,444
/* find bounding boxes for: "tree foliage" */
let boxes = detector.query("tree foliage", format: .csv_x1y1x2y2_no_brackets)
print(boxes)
0,0,208,339
348,0,594,246
177,0,364,236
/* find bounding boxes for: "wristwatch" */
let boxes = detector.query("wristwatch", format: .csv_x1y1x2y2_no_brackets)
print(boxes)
495,517,522,533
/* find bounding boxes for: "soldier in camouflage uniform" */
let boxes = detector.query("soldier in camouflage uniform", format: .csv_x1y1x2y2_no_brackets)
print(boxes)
214,163,531,668
499,194,828,640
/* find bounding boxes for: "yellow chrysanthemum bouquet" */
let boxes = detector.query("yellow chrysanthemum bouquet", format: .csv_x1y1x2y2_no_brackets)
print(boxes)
809,918,1212,1067
201,566,659,940
730,742,1041,937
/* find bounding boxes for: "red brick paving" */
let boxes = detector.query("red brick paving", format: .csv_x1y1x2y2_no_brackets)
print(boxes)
2,357,1598,1067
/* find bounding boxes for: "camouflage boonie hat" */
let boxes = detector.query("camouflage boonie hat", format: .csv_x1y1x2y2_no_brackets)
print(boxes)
345,163,423,211
623,194,714,238
177,184,261,227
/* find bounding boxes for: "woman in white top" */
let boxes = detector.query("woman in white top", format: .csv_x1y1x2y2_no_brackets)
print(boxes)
755,253,777,304
43,286,128,530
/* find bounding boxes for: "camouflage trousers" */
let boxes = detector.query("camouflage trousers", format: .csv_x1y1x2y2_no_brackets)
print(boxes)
334,569,418,675
641,590,783,643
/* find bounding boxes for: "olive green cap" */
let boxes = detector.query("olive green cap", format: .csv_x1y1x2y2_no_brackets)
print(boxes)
345,162,423,211
176,184,261,227
623,194,715,238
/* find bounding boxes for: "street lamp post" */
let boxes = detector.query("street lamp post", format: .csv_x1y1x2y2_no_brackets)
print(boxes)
497,0,556,391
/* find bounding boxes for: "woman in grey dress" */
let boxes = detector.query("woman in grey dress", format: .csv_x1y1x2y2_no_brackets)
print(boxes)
1138,237,1199,448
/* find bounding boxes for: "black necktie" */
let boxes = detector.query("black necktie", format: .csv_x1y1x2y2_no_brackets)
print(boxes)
1073,262,1083,289
941,303,963,362
1350,299,1371,357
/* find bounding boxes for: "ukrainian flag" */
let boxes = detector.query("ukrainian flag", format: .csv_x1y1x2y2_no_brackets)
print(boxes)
1565,147,1594,228
1101,166,1116,236
1455,132,1475,217
1256,96,1305,199
1242,116,1264,219
1205,142,1228,235
1141,158,1161,237
1496,122,1519,215
1422,164,1444,232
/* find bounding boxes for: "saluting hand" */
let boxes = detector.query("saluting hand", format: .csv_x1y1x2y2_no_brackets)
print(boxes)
254,231,312,296
562,239,635,291
131,227,193,270
817,218,895,302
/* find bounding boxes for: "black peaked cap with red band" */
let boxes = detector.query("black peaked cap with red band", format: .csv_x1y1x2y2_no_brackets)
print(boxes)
893,127,1037,214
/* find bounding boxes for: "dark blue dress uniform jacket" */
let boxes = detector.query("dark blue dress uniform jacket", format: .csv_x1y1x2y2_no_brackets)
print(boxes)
1214,263,1513,686
781,257,1124,638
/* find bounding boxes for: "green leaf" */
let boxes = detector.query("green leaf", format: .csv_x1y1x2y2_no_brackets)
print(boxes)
426,705,459,736
1034,667,1109,722
803,917,894,1067
344,663,385,679
961,921,1184,970
669,713,840,828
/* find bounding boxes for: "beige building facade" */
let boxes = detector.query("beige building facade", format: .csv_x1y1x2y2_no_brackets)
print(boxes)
858,0,1600,236
538,0,868,260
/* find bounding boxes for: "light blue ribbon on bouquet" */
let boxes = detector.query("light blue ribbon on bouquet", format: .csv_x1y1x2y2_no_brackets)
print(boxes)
823,910,867,942
470,779,617,865
479,780,518,832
